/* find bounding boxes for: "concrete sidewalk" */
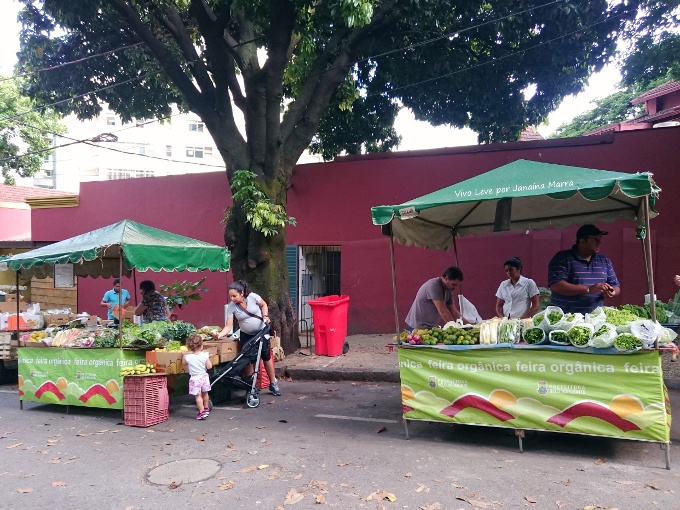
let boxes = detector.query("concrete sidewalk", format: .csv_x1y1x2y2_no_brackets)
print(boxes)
277,333,680,390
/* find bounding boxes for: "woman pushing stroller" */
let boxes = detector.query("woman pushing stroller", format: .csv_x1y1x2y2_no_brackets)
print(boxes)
218,280,282,397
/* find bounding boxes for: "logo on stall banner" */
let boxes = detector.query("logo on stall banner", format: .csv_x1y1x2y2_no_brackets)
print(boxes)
537,381,548,395
29,369,48,378
428,377,437,389
76,371,97,381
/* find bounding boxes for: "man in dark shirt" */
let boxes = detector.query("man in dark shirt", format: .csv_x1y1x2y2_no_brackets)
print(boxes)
548,224,620,314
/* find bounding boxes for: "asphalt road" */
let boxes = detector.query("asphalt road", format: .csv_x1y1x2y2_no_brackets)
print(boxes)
1,379,679,510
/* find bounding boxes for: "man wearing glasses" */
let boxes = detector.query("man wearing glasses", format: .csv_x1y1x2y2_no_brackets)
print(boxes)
548,224,620,314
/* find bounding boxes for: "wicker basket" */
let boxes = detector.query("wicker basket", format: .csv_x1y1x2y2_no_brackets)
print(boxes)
123,375,169,427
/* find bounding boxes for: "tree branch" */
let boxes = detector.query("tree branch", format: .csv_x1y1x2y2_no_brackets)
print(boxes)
156,4,215,102
106,0,204,109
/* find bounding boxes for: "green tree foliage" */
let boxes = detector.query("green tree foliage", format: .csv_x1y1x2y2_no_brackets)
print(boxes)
549,91,642,138
0,79,64,184
13,0,674,348
551,7,680,139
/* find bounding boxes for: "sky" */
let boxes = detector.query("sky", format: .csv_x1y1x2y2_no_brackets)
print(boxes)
0,0,621,151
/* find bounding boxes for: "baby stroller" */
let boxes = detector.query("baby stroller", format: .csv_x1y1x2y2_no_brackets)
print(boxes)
209,324,270,408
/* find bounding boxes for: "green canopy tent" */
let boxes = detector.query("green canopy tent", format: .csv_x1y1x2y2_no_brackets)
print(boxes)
3,219,231,345
370,159,661,339
4,219,231,278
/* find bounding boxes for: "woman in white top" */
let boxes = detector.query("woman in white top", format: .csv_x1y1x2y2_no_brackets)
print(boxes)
218,280,281,396
495,256,540,319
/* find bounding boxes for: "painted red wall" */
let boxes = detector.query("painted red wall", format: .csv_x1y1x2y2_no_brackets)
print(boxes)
0,207,31,240
31,127,680,334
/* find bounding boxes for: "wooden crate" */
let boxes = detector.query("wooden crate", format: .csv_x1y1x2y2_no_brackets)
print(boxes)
0,332,17,359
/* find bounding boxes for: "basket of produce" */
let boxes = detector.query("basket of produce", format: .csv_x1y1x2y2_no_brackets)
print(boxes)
613,333,644,353
523,326,547,345
590,323,617,349
548,329,570,346
558,312,584,331
602,307,641,333
567,324,594,348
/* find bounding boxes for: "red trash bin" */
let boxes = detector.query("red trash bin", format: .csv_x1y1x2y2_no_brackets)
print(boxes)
307,295,350,356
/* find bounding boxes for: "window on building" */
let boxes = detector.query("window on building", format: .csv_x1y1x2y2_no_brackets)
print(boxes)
106,169,155,180
138,146,146,155
186,147,204,158
166,145,172,157
188,121,204,132
135,119,145,127
204,147,213,157
106,116,116,126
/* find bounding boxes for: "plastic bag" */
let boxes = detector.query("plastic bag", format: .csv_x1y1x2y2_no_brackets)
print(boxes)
533,306,564,332
630,320,664,348
459,295,483,324
567,323,595,348
498,318,521,344
585,307,606,330
590,322,617,348
556,312,584,332
523,326,547,345
658,327,678,346
548,329,570,345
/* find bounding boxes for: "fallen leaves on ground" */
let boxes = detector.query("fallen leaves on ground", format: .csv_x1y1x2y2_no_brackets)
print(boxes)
377,427,387,433
257,464,269,470
168,481,182,489
17,488,33,493
21,474,34,478
195,436,205,441
645,483,660,490
7,443,22,449
315,494,326,504
420,503,442,510
455,497,494,508
219,481,235,490
239,466,258,473
284,488,304,505
416,483,429,493
525,496,537,504
366,490,397,502
227,443,235,449
594,458,607,465
298,396,307,400
404,472,412,478
51,481,66,487
338,463,349,467
584,505,618,510
293,473,303,480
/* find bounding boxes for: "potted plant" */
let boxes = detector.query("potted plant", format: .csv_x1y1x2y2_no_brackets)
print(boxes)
159,277,209,321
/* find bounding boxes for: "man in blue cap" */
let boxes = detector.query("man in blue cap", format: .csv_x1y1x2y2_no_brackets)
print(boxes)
548,224,620,314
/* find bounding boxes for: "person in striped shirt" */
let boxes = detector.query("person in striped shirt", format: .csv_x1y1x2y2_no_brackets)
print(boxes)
548,224,620,314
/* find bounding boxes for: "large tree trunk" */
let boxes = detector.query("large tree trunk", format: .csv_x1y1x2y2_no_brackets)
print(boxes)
224,202,300,355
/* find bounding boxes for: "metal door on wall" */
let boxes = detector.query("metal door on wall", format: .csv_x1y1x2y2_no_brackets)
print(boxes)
289,246,340,332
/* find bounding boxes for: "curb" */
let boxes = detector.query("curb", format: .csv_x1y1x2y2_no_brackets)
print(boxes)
279,365,400,383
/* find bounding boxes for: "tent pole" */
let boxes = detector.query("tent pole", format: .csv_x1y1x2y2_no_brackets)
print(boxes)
452,229,460,268
389,225,401,343
14,271,20,338
642,196,658,348
119,249,123,350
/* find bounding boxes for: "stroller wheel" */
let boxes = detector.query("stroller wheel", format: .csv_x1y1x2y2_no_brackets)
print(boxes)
246,391,260,408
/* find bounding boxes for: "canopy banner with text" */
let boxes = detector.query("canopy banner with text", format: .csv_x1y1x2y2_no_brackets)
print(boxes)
18,348,146,409
399,347,670,442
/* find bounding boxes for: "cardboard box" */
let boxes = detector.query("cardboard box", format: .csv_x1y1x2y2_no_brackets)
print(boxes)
43,313,71,326
0,301,28,313
145,346,218,374
204,340,239,363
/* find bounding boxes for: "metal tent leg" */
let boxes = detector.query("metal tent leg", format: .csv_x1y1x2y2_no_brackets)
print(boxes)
663,442,671,470
515,429,525,452
403,418,410,440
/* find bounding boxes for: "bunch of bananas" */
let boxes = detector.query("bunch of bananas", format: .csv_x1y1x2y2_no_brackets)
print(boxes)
120,363,157,377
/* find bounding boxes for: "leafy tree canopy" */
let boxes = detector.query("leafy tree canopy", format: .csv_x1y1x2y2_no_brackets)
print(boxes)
550,12,680,139
0,79,65,184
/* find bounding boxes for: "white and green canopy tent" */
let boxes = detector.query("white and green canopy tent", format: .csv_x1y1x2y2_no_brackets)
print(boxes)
370,159,661,337
2,219,230,344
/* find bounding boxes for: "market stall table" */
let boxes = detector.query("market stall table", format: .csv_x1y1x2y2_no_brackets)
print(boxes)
371,159,671,468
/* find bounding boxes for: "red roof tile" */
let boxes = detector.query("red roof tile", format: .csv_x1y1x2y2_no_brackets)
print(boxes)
0,184,76,204
630,81,680,105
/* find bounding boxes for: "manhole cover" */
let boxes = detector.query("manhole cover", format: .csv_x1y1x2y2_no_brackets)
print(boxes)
147,458,221,485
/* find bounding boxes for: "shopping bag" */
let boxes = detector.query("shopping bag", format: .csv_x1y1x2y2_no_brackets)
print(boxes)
458,295,483,324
